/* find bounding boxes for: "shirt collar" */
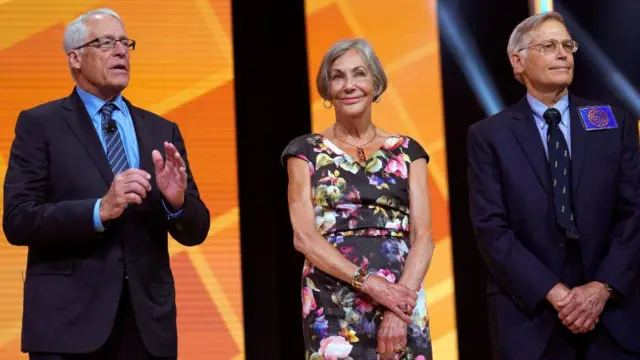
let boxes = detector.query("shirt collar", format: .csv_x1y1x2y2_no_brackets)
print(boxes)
75,86,127,117
527,92,570,129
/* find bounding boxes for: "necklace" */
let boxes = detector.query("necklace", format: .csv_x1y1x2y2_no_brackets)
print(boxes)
332,125,377,163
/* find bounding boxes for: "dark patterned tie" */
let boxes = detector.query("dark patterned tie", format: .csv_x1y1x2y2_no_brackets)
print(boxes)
544,108,578,237
100,103,130,175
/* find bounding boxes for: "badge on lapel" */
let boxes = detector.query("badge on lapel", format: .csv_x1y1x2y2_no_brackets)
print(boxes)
577,105,618,131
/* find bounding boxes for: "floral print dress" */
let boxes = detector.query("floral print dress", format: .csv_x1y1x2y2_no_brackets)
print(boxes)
281,133,433,360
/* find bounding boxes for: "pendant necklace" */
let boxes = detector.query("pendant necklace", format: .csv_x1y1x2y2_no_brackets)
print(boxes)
333,125,377,163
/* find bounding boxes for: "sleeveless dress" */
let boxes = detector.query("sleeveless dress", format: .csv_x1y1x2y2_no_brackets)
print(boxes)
281,133,433,360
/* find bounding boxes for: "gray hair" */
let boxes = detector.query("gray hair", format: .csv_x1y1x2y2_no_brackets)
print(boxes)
63,8,123,54
316,38,387,101
507,11,567,82
507,11,567,57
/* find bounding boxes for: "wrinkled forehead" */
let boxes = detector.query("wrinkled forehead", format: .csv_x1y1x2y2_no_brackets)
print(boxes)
85,14,127,39
529,20,571,44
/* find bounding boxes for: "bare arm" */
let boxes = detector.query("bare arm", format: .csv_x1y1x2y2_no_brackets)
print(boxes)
286,156,418,322
287,157,360,282
398,158,435,291
377,158,434,356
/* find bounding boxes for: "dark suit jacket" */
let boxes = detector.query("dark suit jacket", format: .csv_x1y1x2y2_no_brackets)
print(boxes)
467,93,640,359
2,89,211,356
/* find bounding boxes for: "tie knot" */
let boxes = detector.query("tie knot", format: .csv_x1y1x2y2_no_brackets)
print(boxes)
543,108,561,127
100,103,118,119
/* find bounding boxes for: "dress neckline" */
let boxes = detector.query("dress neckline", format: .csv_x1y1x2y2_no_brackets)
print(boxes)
312,133,402,166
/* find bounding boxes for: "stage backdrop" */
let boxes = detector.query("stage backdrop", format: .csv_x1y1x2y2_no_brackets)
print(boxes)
304,0,458,358
0,2,244,359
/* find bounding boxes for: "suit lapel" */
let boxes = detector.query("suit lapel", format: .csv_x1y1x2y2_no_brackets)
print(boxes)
61,89,114,185
125,99,156,186
569,94,587,194
509,96,552,194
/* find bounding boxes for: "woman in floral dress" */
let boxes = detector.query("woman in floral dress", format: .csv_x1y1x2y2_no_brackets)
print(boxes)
282,38,435,360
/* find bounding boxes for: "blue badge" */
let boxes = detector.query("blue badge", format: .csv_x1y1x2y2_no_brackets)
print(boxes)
577,105,618,131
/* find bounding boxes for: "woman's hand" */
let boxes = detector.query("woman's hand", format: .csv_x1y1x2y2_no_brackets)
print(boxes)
363,275,417,323
377,310,408,359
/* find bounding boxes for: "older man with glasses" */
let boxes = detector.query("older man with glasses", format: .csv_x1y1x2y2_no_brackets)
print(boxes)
467,11,640,360
3,8,210,360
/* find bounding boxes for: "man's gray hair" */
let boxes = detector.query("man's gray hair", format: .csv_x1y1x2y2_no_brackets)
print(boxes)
507,11,567,83
316,38,387,101
63,8,123,54
507,11,567,57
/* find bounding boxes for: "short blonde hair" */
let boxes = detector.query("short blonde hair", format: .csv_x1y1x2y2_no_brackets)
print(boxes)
507,11,568,82
316,38,387,101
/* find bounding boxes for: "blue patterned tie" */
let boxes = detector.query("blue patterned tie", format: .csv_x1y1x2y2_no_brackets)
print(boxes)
544,108,578,238
100,103,130,175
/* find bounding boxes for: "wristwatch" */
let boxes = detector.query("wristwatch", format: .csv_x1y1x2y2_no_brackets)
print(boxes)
602,282,618,299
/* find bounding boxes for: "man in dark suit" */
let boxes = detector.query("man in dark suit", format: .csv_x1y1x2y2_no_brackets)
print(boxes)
468,11,640,360
2,8,210,360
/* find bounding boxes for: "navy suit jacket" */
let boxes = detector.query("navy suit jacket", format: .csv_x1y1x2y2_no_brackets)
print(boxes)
3,89,211,356
468,93,640,358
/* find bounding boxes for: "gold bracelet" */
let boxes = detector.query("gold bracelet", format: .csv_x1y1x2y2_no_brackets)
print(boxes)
351,267,371,292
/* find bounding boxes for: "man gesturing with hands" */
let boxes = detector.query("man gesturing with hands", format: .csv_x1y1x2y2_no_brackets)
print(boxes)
3,9,210,360
100,142,190,222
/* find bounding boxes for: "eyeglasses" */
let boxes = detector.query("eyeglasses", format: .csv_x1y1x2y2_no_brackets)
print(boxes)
73,36,136,52
518,39,578,55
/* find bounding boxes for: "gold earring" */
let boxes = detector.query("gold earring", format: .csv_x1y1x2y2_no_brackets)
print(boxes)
323,100,333,109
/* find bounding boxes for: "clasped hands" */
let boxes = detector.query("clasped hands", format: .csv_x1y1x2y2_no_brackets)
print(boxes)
546,281,610,334
99,142,188,222
362,275,417,359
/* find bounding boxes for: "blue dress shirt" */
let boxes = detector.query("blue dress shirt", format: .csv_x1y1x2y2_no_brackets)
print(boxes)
75,86,182,232
526,92,572,159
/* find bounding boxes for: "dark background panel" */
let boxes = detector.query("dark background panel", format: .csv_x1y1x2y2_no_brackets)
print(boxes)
231,0,310,359
439,1,531,359
558,0,640,116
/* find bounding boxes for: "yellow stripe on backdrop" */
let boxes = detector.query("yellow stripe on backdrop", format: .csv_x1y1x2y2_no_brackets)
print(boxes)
0,1,244,359
304,0,459,358
529,0,554,14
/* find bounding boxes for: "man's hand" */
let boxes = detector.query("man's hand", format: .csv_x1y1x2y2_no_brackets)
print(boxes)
545,282,571,312
100,169,152,222
377,310,408,360
152,142,188,210
558,281,608,334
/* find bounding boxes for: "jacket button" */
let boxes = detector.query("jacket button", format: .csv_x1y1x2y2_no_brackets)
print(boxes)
514,296,524,307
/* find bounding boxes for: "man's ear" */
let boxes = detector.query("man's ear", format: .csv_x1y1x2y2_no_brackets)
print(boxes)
510,52,525,80
68,50,81,71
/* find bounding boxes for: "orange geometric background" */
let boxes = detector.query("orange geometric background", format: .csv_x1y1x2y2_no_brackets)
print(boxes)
0,1,244,359
304,0,459,358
